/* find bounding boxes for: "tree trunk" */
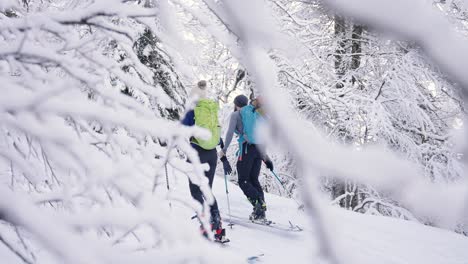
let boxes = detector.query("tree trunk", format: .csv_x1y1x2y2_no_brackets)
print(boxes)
334,15,346,89
332,18,364,210
351,24,363,85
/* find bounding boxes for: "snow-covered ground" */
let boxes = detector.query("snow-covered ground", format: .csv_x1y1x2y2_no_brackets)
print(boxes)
203,173,468,264
2,170,468,264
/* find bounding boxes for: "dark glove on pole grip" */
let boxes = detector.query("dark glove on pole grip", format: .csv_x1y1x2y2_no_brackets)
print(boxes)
220,156,232,175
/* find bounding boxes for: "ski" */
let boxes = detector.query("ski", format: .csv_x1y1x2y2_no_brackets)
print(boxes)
250,218,274,226
249,216,303,232
247,254,264,263
288,220,303,231
215,238,231,244
226,214,303,232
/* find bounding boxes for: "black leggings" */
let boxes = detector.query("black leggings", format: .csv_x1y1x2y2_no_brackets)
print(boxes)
188,144,220,227
236,143,265,205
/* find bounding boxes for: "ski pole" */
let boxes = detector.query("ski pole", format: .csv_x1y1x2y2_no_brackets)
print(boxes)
165,163,172,209
223,172,233,228
271,170,285,190
270,170,304,210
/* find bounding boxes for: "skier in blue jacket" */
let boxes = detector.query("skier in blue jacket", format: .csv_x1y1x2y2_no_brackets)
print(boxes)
220,94,273,221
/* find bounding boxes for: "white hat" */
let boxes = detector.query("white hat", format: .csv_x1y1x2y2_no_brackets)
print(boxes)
190,80,208,100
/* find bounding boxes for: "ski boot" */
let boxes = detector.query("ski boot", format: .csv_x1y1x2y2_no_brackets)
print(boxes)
199,224,229,243
211,216,230,244
213,228,230,244
249,200,267,222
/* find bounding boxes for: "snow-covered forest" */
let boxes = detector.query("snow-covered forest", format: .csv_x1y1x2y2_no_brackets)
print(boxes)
1,0,468,263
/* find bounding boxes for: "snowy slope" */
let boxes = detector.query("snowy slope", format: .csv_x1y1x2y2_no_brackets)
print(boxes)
205,173,468,264
2,171,468,264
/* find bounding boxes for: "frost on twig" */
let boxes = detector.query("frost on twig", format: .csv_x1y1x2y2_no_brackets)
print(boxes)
0,1,222,263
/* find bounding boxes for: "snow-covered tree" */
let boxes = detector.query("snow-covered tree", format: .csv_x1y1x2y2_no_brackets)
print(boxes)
2,0,468,263
0,1,236,263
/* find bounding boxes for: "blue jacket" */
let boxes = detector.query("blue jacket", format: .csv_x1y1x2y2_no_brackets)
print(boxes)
181,110,195,127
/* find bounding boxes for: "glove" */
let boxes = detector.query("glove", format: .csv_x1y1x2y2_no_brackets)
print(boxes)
263,158,274,171
220,156,232,175
219,138,225,149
